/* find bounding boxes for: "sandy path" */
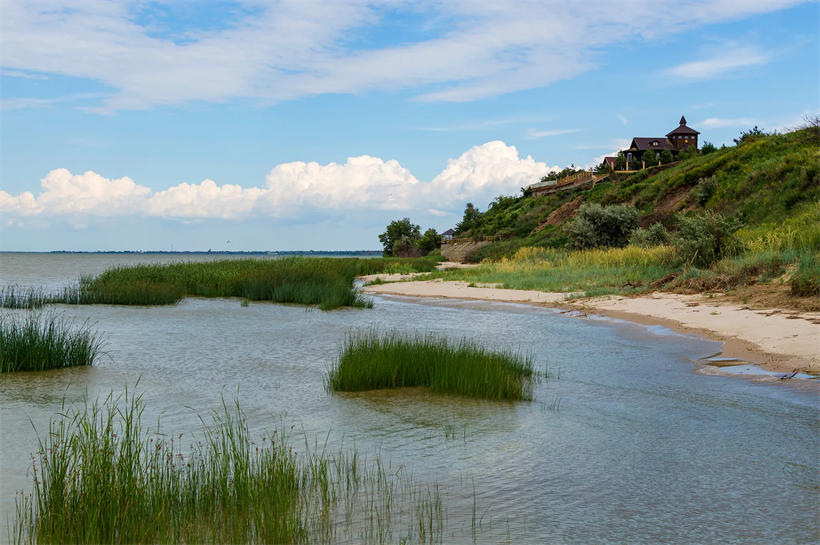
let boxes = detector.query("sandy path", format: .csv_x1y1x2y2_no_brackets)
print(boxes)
362,281,820,373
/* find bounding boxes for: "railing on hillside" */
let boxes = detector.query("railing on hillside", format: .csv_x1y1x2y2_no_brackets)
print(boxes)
443,234,510,245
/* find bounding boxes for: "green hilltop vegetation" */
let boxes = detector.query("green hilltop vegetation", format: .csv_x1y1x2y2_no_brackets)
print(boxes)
436,123,819,306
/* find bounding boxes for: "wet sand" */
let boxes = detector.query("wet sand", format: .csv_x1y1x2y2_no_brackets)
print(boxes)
362,280,819,374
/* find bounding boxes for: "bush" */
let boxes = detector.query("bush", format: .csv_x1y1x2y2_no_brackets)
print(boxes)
630,222,670,247
642,150,658,168
695,175,717,206
565,203,639,250
660,149,674,164
701,141,717,154
674,211,744,267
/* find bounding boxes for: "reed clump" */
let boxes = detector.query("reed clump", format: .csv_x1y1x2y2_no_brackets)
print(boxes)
15,391,446,544
0,312,103,372
328,331,535,401
0,257,438,311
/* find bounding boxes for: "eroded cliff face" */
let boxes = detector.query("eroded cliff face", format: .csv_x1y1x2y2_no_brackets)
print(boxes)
440,240,490,263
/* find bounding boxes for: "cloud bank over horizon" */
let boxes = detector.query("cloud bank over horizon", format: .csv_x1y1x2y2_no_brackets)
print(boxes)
0,141,558,226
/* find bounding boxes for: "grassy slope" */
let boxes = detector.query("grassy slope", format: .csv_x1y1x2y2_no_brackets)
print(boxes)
436,127,819,307
462,127,818,260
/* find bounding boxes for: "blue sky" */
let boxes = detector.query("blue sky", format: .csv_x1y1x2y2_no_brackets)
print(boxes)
1,0,818,251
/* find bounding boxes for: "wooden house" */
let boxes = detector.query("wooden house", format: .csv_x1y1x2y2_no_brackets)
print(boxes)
622,115,700,165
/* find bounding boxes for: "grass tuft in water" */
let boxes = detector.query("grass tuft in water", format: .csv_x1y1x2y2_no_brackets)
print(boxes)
14,390,447,544
328,331,536,401
0,312,103,372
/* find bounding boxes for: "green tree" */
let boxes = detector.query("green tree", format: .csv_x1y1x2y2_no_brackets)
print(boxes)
700,141,717,154
660,149,674,164
614,152,626,170
642,150,658,168
416,228,442,254
733,126,767,146
378,218,421,256
455,203,482,234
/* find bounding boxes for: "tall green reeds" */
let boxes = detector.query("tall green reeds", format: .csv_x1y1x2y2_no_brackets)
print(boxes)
328,331,536,401
0,257,438,311
15,391,447,544
0,312,102,372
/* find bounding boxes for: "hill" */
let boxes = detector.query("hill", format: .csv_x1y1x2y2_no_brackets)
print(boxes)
454,124,819,263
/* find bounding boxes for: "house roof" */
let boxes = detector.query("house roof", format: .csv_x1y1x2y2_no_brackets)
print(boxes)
441,228,456,236
603,156,617,164
628,137,676,151
666,115,700,136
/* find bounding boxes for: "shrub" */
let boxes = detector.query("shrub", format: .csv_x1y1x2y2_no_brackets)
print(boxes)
695,175,717,206
674,211,744,267
660,149,674,164
701,141,717,154
565,203,639,249
630,222,670,247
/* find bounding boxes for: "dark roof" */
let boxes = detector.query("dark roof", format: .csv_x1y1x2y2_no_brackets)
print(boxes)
628,137,676,151
603,156,617,164
441,228,456,236
666,115,700,136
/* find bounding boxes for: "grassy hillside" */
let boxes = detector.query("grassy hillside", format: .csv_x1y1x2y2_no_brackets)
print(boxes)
457,126,819,262
435,125,818,307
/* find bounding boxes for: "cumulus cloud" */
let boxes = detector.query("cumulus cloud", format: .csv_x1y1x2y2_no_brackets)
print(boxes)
0,169,150,216
1,141,558,223
146,180,265,219
261,156,420,213
0,1,803,111
430,141,557,202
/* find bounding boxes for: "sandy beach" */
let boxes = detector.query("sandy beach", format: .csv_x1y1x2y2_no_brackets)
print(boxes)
362,279,820,374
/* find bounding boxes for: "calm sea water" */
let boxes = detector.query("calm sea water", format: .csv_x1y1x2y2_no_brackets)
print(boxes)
1,253,818,544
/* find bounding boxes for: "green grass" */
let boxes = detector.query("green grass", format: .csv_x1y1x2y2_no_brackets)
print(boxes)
434,246,679,296
1,256,438,311
0,312,103,372
14,390,447,544
328,331,536,401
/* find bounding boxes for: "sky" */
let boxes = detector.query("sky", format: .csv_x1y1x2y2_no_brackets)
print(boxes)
0,0,818,251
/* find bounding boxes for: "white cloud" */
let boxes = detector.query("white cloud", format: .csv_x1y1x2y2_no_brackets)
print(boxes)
616,114,629,125
430,141,557,202
665,46,771,79
261,155,420,214
524,128,581,139
697,117,757,128
0,1,804,111
147,180,265,219
1,141,560,223
0,168,151,216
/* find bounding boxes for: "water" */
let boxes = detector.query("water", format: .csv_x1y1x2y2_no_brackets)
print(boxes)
1,253,818,544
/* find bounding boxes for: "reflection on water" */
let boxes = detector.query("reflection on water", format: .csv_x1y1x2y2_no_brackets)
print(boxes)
1,254,818,544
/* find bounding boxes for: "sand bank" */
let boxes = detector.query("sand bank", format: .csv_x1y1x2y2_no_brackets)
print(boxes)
362,280,819,374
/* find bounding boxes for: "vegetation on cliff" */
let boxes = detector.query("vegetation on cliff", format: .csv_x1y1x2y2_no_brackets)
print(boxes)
436,123,819,306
